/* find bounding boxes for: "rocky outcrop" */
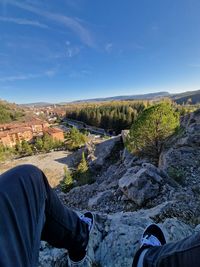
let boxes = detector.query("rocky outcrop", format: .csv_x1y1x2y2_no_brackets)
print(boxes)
118,163,163,206
39,206,195,267
159,110,200,186
87,136,121,170
39,110,200,266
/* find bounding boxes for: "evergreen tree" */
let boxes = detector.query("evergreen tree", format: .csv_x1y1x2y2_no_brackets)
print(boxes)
42,134,54,152
65,127,88,150
21,140,33,156
77,152,88,173
127,102,180,165
61,166,73,192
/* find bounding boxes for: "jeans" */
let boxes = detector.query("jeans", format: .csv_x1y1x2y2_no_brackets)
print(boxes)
0,164,88,267
143,231,200,267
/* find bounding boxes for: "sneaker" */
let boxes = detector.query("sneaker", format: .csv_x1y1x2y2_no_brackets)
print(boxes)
69,212,94,266
132,224,166,267
69,255,92,267
79,212,94,234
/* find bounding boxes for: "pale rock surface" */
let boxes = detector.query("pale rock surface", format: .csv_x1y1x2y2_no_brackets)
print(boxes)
39,205,195,267
118,163,163,206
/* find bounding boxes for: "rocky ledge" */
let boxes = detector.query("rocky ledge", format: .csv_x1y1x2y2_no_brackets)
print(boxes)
39,110,200,266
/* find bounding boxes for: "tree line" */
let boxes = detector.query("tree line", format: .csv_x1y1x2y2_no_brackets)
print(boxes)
66,101,150,134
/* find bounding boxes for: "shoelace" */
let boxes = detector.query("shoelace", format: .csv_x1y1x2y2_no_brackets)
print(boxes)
141,234,161,247
79,215,92,232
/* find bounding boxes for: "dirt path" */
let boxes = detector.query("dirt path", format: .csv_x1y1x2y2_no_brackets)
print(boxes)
0,151,75,187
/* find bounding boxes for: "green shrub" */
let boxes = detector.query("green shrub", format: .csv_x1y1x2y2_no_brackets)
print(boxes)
65,127,88,150
73,152,94,186
61,166,73,192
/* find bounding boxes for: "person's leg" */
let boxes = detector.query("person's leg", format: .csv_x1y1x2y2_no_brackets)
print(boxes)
0,164,89,267
143,231,200,267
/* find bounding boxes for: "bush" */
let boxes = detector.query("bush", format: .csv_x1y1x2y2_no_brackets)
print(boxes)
0,144,14,162
65,127,88,150
61,166,73,192
73,152,94,186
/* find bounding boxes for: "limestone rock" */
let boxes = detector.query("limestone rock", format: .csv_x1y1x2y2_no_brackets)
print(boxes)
159,110,200,186
39,208,195,267
88,136,121,170
118,164,163,206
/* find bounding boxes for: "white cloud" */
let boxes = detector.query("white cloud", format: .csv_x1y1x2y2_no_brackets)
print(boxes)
0,16,49,28
66,44,80,58
0,73,41,82
105,43,113,53
69,69,91,78
45,70,56,77
0,70,56,82
4,0,95,47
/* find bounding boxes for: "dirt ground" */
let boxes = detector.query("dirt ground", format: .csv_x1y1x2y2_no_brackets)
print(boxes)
0,151,75,187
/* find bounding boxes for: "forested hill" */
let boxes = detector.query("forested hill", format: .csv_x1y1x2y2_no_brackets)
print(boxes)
66,101,149,134
0,100,25,124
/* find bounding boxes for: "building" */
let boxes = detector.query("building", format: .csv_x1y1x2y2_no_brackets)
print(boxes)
0,127,33,147
44,127,64,142
0,119,50,147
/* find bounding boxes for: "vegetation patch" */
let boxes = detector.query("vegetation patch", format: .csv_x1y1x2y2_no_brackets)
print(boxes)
126,102,180,165
167,166,186,184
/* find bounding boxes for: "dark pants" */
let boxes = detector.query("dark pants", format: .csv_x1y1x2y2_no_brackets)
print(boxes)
143,231,200,267
0,164,88,267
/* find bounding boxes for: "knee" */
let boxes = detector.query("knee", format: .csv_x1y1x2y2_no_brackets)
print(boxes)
4,164,44,183
13,164,42,175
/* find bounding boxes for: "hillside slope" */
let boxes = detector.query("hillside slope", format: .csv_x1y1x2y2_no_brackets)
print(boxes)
38,109,200,266
0,99,26,123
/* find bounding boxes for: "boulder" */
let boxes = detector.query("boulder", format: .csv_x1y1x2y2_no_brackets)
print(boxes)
88,136,121,170
118,163,163,206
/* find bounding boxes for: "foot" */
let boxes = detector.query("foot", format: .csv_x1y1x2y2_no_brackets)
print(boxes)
69,212,94,266
79,212,94,234
132,224,166,267
140,223,166,247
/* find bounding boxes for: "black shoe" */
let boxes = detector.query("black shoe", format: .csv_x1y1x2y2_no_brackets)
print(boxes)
69,212,94,266
132,224,166,267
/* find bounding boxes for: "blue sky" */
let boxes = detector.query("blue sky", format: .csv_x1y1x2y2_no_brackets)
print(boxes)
0,0,200,103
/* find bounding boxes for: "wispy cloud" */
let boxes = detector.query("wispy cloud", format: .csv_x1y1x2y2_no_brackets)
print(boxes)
4,0,95,47
0,73,40,82
105,43,113,53
0,70,56,82
188,63,200,68
45,69,56,77
65,41,81,58
69,69,92,78
0,16,49,28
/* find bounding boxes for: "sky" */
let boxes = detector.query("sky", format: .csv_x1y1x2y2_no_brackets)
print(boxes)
0,0,200,103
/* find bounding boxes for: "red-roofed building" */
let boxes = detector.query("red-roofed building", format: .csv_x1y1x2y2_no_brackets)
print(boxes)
0,119,50,147
44,127,64,142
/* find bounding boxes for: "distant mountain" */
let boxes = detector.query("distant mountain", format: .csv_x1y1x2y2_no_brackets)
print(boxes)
69,91,170,103
172,90,200,104
20,89,200,106
21,102,53,107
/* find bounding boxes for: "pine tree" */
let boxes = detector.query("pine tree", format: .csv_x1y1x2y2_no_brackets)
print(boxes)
77,152,88,173
127,102,180,165
61,166,73,192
